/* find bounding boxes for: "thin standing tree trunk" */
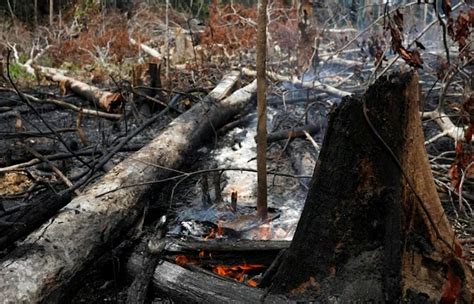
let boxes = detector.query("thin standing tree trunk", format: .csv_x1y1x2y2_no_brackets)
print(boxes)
256,0,268,221
34,0,38,28
49,0,53,26
165,0,170,81
58,0,62,28
6,0,15,22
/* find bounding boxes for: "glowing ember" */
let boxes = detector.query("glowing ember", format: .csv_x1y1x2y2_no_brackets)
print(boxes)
212,263,265,285
175,255,189,266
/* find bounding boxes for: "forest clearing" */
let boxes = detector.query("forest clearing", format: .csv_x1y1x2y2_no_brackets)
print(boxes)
0,0,473,303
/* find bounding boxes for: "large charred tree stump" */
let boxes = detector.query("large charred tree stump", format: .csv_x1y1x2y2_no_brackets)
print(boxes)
265,72,472,302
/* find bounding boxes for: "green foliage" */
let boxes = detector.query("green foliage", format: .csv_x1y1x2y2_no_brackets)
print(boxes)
7,63,34,81
18,54,29,64
74,0,101,19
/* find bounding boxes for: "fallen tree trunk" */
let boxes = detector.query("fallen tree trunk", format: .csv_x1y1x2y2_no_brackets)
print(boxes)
8,47,124,113
166,239,290,252
0,72,256,303
41,72,124,113
264,72,472,302
0,189,73,251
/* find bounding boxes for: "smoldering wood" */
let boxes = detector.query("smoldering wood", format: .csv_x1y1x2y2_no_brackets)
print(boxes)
0,72,255,303
166,238,290,252
265,72,473,302
152,261,286,304
165,252,278,269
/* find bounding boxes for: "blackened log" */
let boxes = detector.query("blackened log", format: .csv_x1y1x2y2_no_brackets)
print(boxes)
0,189,72,252
266,72,472,302
152,261,285,303
126,218,167,304
166,238,290,252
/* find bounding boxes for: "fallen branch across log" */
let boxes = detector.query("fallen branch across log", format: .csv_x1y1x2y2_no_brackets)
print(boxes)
0,72,255,303
242,68,351,98
166,238,290,252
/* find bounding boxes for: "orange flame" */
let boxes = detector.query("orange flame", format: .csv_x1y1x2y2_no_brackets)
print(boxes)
212,263,264,285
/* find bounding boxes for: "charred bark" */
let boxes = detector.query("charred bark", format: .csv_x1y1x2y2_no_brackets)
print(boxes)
265,72,472,302
126,219,167,304
0,189,72,252
152,261,284,303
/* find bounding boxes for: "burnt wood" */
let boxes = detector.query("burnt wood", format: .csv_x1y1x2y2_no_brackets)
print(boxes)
0,189,72,252
266,72,472,302
152,261,286,303
166,238,290,252
126,231,166,304
0,73,254,303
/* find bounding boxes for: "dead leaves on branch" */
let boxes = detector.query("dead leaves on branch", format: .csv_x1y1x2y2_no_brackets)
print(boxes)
200,1,298,58
200,2,257,54
449,95,474,191
451,10,472,58
386,4,472,67
449,142,474,192
386,9,424,68
444,0,473,60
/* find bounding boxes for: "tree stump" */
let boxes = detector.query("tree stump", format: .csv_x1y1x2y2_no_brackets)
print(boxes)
265,72,472,302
